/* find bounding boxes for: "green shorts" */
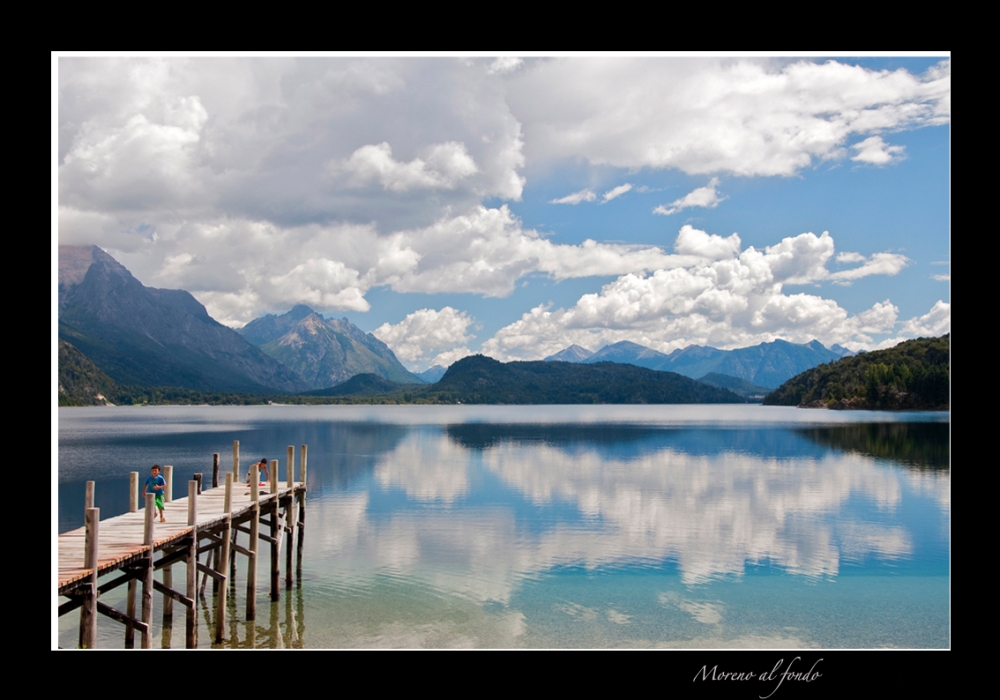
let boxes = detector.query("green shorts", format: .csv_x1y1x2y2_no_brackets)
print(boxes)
154,493,164,509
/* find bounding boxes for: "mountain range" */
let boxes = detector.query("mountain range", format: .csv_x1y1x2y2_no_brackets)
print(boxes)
58,246,418,394
58,245,859,401
544,338,852,389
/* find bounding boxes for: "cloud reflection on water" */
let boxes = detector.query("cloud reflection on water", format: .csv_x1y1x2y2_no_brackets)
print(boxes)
310,423,948,602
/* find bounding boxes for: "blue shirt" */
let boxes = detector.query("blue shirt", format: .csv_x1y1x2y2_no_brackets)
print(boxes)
145,474,165,495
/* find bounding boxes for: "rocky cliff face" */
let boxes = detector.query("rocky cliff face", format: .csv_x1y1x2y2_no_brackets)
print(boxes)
240,305,421,390
57,245,308,393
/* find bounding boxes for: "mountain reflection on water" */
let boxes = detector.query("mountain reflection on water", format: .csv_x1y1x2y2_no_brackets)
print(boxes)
58,405,949,648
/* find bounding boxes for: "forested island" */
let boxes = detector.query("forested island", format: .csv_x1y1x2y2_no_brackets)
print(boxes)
763,335,949,410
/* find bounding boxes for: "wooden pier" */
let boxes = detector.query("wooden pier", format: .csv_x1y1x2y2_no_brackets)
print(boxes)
57,442,308,649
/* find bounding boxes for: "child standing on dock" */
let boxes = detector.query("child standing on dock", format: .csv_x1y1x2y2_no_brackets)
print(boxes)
143,464,167,522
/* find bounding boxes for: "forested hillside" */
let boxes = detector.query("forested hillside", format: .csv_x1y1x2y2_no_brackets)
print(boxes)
763,335,949,410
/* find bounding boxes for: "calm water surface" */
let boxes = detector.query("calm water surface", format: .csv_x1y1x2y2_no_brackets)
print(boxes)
56,405,949,648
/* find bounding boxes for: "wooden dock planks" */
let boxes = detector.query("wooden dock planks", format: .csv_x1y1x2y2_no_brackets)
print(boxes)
58,482,302,593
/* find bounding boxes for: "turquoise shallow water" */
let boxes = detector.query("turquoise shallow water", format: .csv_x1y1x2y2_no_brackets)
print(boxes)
56,405,949,648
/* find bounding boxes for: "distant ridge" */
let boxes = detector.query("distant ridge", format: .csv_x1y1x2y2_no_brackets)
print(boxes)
544,344,594,363
546,338,847,389
415,365,446,383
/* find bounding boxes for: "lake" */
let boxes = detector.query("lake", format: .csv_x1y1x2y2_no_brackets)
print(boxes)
56,404,950,648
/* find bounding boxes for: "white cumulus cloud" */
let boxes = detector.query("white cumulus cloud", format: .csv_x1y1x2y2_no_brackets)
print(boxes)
481,226,911,360
336,141,478,192
373,307,477,370
508,58,949,176
901,300,950,338
851,136,906,165
654,178,726,215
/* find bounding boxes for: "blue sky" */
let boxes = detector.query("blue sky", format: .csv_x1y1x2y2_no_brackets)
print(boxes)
56,54,949,371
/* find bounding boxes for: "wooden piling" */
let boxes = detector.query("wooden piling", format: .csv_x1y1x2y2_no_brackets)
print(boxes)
233,440,240,485
163,563,173,620
164,465,173,503
142,493,154,649
125,576,136,647
186,481,197,648
216,474,233,643
247,478,259,621
80,507,98,648
125,471,139,646
297,445,307,579
270,459,280,601
213,452,220,488
85,481,94,511
194,473,203,495
300,444,308,486
285,447,295,587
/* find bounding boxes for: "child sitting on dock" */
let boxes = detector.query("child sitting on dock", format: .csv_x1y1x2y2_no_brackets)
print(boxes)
143,464,167,522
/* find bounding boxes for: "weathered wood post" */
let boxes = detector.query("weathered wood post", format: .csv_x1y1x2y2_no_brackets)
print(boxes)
85,480,95,510
233,440,240,484
209,453,221,594
162,465,174,621
126,471,139,647
270,459,280,601
80,506,99,648
194,473,203,494
142,493,154,649
230,443,240,585
247,478,259,620
286,446,295,588
186,480,197,648
216,473,233,643
297,444,307,579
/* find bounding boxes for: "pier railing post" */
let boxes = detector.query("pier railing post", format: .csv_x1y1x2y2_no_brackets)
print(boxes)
270,460,280,601
126,471,139,647
213,453,220,488
164,465,173,503
85,480,94,511
142,493,154,649
297,445,307,580
233,440,240,485
194,473,203,495
186,480,197,648
80,506,99,648
286,447,295,587
216,473,232,643
247,478,259,621
300,444,308,486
